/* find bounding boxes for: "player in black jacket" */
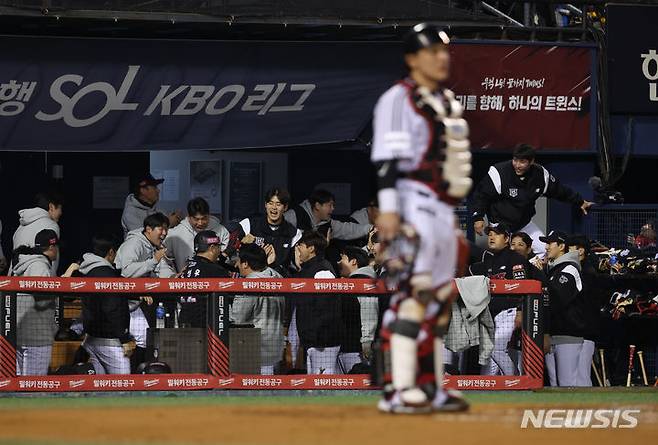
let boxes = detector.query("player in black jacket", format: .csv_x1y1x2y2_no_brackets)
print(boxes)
471,145,593,256
291,231,341,374
78,234,135,375
567,234,605,387
229,187,302,276
179,230,231,327
541,230,587,387
470,223,529,375
470,224,529,287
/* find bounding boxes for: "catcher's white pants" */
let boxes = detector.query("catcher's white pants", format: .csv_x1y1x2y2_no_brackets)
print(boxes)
398,179,457,289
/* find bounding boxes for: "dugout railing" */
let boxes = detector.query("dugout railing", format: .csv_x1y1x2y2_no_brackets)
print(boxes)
0,277,543,392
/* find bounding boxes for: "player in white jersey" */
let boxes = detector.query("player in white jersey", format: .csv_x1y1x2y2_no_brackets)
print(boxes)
372,23,472,414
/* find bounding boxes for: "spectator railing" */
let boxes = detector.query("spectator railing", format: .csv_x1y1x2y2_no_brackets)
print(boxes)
0,277,543,392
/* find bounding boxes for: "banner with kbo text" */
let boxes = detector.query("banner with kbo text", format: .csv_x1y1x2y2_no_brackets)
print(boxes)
0,37,593,151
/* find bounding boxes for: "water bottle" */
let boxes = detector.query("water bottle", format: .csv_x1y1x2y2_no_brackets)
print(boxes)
609,255,618,275
156,302,166,329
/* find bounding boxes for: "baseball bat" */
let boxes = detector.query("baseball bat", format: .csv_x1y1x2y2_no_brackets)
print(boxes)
599,349,609,387
626,345,636,387
637,350,649,386
591,361,603,387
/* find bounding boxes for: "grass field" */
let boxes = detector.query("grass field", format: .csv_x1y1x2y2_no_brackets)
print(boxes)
0,389,657,445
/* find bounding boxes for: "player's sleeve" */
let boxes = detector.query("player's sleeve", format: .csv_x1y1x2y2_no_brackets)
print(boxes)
158,257,176,278
291,229,303,247
541,166,584,206
115,240,158,278
547,265,581,310
221,219,247,258
528,261,548,284
469,261,486,276
330,219,372,241
371,87,412,213
470,166,501,223
238,218,250,236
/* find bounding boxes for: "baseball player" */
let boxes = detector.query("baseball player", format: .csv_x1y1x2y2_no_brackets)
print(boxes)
566,234,599,386
469,223,529,376
179,230,231,327
114,213,169,371
471,145,593,256
158,197,229,278
372,23,472,413
79,234,135,375
232,187,302,275
540,230,587,386
12,229,79,375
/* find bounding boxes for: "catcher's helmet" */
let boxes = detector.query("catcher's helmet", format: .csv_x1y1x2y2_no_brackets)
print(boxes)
403,23,450,54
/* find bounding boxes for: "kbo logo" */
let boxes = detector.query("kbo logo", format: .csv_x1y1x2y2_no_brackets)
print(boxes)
641,49,658,102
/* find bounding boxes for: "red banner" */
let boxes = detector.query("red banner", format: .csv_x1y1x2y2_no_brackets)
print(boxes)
0,277,542,295
448,43,593,151
0,374,542,392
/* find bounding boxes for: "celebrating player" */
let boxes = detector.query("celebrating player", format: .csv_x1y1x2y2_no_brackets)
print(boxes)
372,23,472,413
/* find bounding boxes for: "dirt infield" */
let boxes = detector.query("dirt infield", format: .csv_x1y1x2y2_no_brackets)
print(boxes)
1,395,657,445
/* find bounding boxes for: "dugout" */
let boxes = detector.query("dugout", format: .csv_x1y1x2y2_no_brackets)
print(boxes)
0,5,656,391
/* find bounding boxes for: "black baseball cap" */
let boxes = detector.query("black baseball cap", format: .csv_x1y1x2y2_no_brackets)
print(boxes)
136,173,164,188
566,234,589,248
194,230,221,253
539,230,568,244
403,23,450,54
484,223,510,236
34,229,59,249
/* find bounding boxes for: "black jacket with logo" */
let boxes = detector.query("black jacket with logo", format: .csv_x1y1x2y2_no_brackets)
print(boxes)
234,216,301,275
469,248,530,281
471,161,584,232
180,255,231,327
470,248,530,315
546,252,586,337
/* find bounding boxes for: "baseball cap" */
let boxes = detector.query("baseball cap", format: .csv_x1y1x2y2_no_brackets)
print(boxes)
194,230,221,253
34,229,59,249
566,234,589,248
539,230,568,244
484,223,510,236
136,173,164,188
